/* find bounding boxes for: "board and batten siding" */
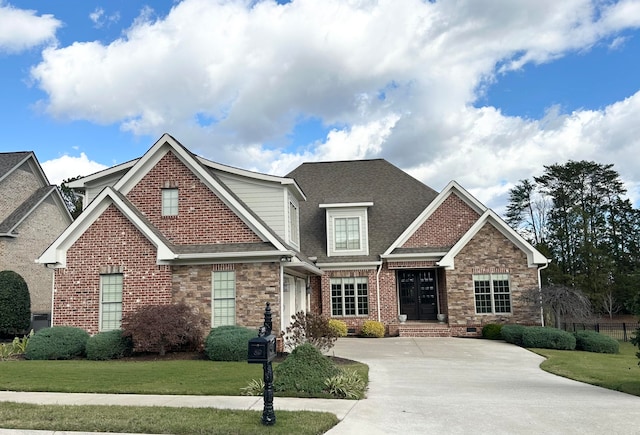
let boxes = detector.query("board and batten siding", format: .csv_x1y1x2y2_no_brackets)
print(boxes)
217,173,287,241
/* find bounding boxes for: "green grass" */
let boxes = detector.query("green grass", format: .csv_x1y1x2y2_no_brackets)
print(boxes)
0,359,367,396
533,342,640,396
0,402,339,434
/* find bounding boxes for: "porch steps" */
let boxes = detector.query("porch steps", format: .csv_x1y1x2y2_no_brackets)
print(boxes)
394,322,452,337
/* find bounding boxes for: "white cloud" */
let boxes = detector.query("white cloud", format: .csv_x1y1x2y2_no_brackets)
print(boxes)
41,153,108,185
26,0,640,208
0,1,61,53
89,7,120,29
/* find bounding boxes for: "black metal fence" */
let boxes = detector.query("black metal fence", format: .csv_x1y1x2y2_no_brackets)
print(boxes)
561,322,640,342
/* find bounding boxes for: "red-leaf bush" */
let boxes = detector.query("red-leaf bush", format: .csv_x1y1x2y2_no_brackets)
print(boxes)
122,303,208,355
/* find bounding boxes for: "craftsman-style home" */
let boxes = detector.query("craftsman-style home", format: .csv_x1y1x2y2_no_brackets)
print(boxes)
1,152,73,329
38,134,547,336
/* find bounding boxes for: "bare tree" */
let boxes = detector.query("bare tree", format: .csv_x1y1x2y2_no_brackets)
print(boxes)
522,284,593,328
601,291,620,320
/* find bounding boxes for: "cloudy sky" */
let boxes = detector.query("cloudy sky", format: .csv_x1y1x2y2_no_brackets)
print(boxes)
1,0,639,214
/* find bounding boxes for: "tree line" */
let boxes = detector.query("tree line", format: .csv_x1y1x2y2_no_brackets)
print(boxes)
506,160,640,318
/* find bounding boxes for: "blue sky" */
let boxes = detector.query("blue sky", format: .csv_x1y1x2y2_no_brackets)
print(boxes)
1,0,640,213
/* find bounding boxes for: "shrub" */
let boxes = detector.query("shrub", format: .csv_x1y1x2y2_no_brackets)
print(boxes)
240,378,265,396
0,330,33,361
325,369,366,399
274,343,340,395
328,319,348,337
482,323,503,340
360,320,385,338
122,303,208,355
86,329,133,360
574,330,619,354
25,326,89,360
0,270,31,335
205,325,257,361
500,324,527,346
522,326,576,350
284,311,339,352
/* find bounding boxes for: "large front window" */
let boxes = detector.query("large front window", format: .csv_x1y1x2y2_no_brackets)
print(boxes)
100,274,123,331
334,217,360,250
331,277,368,316
474,274,511,314
212,271,236,326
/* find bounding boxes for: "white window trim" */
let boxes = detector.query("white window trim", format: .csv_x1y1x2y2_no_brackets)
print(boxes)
162,188,179,216
473,273,512,315
289,200,300,247
212,271,236,327
325,207,370,257
330,277,369,317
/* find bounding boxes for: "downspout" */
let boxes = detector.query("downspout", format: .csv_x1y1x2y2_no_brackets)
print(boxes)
47,264,55,327
376,262,382,322
279,262,285,333
537,260,550,327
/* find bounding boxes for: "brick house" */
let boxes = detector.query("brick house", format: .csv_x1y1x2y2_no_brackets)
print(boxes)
39,134,547,337
1,152,73,328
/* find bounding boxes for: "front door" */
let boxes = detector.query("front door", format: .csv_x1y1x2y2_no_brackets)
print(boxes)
398,270,438,321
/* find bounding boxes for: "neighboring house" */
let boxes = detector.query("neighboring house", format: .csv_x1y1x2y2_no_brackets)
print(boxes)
0,152,73,329
38,134,320,335
288,160,548,336
38,134,548,337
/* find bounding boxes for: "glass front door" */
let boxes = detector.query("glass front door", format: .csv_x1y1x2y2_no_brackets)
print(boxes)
398,270,438,320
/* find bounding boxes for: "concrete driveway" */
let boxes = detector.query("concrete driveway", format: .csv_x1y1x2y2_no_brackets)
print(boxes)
326,337,640,435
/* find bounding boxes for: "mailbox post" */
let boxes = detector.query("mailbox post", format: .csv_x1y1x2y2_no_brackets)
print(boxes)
247,302,276,425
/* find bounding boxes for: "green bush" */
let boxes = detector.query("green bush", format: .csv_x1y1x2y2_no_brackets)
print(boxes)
482,323,503,340
284,311,339,352
522,326,576,350
205,325,257,361
500,324,527,346
360,320,385,338
274,343,340,395
574,330,619,354
86,330,133,360
328,319,348,337
0,270,31,335
324,369,366,399
25,326,90,360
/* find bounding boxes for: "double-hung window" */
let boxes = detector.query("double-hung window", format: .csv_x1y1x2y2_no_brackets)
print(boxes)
162,188,178,216
331,277,369,316
334,217,360,250
212,271,236,326
474,274,511,314
289,201,300,246
100,274,123,331
321,203,371,257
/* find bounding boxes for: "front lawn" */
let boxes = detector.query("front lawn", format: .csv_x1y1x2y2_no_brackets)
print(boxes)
0,357,368,396
532,341,640,396
0,402,339,434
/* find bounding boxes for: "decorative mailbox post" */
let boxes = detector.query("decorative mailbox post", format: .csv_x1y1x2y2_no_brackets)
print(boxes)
247,302,276,425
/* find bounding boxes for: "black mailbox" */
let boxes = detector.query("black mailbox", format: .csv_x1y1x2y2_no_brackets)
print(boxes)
248,334,276,364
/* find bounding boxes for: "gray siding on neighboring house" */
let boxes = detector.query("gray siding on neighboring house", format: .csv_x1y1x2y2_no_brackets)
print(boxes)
217,173,287,240
84,171,127,206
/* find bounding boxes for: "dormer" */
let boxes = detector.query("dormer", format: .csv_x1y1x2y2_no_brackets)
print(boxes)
320,202,373,257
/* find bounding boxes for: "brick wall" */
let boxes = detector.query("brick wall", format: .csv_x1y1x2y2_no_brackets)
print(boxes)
126,151,262,245
0,164,41,221
404,193,480,248
53,204,173,334
172,262,282,334
445,222,541,328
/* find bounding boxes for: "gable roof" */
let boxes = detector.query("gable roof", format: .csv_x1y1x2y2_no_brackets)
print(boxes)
0,151,50,185
384,180,548,267
38,134,320,273
287,159,439,263
0,186,72,237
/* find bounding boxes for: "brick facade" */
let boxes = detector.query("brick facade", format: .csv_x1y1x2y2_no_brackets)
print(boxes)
404,193,479,248
126,151,261,245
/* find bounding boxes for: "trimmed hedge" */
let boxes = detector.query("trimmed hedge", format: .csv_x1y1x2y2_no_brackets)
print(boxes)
482,323,503,340
360,320,385,338
86,329,133,360
574,330,619,354
0,270,31,335
500,324,527,346
25,326,90,360
205,325,257,361
522,326,576,350
274,343,340,395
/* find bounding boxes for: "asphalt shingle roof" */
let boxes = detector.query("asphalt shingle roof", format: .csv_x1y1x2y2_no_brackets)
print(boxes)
0,185,56,234
287,159,439,262
0,152,31,180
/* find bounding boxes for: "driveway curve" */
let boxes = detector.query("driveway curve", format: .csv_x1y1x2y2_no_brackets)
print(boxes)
326,337,640,435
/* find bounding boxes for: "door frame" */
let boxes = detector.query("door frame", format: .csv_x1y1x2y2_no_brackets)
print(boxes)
397,269,440,321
